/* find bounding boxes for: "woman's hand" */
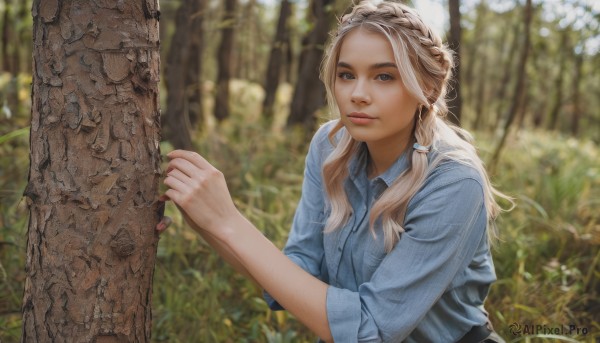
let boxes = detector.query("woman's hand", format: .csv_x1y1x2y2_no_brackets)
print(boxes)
162,150,241,239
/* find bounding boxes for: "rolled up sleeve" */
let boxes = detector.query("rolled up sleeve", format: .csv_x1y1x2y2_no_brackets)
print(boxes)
325,176,488,342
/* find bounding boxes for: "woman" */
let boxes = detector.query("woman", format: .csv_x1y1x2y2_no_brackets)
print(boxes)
159,2,509,342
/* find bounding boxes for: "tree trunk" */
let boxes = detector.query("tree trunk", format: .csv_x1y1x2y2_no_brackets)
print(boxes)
236,0,258,81
214,0,237,122
186,0,206,128
472,48,488,130
2,0,12,73
464,0,487,106
570,51,584,135
493,10,520,130
286,0,334,131
164,1,194,150
262,0,292,122
447,0,462,126
22,1,162,341
547,28,570,131
489,0,533,171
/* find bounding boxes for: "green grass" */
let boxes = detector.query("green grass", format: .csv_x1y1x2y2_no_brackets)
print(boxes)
1,78,599,342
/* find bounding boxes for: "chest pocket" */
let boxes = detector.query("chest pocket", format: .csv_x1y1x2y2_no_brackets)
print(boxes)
362,231,387,280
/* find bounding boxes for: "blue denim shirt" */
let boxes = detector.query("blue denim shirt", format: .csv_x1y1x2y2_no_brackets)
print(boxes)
265,121,496,342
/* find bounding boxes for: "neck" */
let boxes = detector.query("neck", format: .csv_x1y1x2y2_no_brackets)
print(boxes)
366,140,409,178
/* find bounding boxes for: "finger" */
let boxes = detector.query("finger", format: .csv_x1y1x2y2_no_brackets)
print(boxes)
167,158,203,179
164,173,189,194
166,168,193,185
167,150,212,170
156,216,173,233
165,188,182,206
158,194,170,202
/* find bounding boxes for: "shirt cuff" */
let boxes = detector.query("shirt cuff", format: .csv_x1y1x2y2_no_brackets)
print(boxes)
263,290,285,311
327,286,361,342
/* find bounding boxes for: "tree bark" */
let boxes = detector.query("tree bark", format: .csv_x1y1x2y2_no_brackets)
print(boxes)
22,1,162,341
489,0,533,171
262,0,292,122
286,0,334,131
447,0,462,126
214,0,237,122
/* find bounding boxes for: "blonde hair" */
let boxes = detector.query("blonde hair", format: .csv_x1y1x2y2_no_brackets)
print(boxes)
320,1,511,252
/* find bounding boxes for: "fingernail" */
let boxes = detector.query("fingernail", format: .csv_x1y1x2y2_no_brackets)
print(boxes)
157,223,165,231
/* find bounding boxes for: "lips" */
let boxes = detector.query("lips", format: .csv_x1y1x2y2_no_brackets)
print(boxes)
347,112,376,125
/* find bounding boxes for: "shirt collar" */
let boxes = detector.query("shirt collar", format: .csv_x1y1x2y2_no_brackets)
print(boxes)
348,143,410,188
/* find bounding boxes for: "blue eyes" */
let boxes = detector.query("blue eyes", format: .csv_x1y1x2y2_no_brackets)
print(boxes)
377,74,393,81
336,72,394,81
338,72,354,80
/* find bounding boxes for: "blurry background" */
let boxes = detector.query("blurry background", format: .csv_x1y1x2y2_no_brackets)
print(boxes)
1,0,599,341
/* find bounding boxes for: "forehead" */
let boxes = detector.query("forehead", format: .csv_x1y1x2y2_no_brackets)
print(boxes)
338,28,395,63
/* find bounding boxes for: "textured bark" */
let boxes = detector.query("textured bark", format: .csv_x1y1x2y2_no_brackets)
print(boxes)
447,0,462,126
286,0,334,131
22,0,161,342
214,0,237,122
262,0,292,121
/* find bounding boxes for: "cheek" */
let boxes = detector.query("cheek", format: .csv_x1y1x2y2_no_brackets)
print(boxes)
333,85,345,108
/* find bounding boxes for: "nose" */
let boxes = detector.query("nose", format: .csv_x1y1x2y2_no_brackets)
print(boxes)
351,80,371,105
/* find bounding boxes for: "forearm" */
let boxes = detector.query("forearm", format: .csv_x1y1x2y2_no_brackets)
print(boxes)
221,214,333,342
195,228,257,284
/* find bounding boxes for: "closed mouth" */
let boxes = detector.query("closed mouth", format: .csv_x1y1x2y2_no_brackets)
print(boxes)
348,112,375,119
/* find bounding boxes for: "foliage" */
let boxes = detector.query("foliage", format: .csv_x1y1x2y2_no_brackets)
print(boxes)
3,75,599,341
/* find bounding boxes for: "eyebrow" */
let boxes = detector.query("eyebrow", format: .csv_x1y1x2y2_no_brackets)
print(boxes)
337,61,398,69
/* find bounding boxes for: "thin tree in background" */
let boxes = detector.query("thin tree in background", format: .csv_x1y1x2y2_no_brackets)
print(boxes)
186,0,207,129
547,27,570,131
493,5,520,130
570,51,584,135
447,0,462,126
23,0,161,341
490,0,533,170
286,0,334,131
2,0,13,73
164,0,194,150
472,43,489,130
214,0,237,122
263,0,292,122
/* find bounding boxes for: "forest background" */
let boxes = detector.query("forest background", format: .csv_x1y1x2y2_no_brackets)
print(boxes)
1,0,599,341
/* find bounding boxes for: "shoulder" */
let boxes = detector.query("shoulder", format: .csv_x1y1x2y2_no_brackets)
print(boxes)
411,155,485,208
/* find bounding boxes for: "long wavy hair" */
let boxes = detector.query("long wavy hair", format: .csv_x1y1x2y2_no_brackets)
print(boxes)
320,1,511,252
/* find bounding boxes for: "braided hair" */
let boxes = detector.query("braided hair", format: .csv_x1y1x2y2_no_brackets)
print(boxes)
320,1,508,252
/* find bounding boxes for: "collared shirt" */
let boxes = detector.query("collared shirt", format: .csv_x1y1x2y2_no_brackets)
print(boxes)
265,120,496,342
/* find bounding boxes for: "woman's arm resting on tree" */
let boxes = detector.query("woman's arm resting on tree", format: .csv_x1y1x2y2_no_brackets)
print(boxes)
163,149,333,342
